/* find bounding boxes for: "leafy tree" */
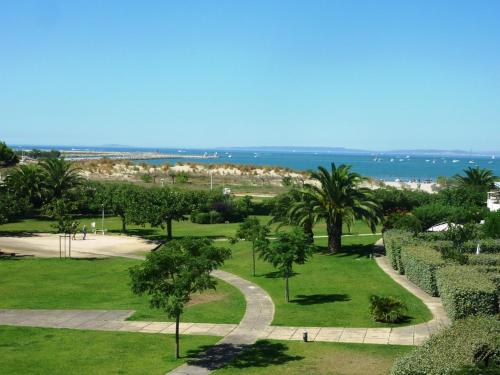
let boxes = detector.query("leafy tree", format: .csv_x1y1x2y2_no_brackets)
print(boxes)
454,167,497,192
5,164,46,207
303,163,382,253
39,158,84,200
236,217,270,276
0,189,28,224
483,211,500,238
42,198,78,234
135,188,191,240
97,183,142,232
256,228,313,302
129,237,231,358
0,141,19,167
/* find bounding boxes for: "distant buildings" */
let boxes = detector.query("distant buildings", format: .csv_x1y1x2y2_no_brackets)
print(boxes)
487,182,500,212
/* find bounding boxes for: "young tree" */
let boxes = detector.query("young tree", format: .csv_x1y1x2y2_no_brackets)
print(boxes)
257,228,313,302
129,238,231,358
303,163,382,253
236,217,269,276
42,198,78,234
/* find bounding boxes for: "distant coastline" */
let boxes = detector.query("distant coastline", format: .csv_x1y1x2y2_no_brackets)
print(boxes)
10,144,499,181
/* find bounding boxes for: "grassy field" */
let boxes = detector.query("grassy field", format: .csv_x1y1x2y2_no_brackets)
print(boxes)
0,257,245,324
214,340,412,375
0,215,380,240
221,236,431,327
0,325,219,375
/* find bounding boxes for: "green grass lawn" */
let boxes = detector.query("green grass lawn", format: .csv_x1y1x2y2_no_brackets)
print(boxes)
214,340,412,375
221,236,431,328
0,325,219,375
0,257,245,324
0,215,380,240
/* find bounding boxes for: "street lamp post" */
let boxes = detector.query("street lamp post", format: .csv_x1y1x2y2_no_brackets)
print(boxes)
101,204,105,236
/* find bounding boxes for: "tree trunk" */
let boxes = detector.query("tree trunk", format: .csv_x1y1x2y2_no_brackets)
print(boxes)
303,220,314,244
175,313,180,359
327,216,342,253
121,216,126,232
166,218,173,241
285,270,290,302
252,241,256,276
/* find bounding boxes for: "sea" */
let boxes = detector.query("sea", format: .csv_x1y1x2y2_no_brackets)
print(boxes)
14,145,500,181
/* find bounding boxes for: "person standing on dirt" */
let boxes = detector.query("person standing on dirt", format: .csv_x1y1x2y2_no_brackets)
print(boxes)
82,224,87,240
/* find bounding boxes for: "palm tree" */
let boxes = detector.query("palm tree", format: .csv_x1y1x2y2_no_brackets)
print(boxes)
5,164,46,207
39,158,84,199
271,189,317,244
454,167,497,191
303,163,382,253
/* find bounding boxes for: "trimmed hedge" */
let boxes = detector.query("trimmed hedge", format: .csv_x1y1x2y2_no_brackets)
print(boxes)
391,315,500,375
436,266,498,321
400,245,445,296
467,254,500,267
462,238,500,254
383,229,414,274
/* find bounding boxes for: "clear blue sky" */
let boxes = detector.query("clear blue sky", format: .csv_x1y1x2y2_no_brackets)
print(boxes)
1,1,499,150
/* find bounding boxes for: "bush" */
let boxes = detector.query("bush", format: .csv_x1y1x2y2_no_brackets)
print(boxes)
462,239,500,254
400,244,445,296
140,173,153,183
436,266,498,320
374,187,432,215
483,211,500,239
413,203,479,230
391,315,500,375
190,210,223,224
382,230,414,273
384,213,422,234
369,295,407,323
467,254,500,267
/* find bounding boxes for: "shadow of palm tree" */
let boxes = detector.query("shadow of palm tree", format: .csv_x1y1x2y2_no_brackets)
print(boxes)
291,293,350,305
185,340,303,370
316,244,375,258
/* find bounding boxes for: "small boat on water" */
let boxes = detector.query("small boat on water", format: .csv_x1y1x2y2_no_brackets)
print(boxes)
452,160,460,163
468,160,475,164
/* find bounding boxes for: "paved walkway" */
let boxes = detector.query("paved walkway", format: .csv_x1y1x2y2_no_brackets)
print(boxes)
0,235,450,373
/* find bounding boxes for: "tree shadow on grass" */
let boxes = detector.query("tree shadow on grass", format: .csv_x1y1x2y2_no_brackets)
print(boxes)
291,293,350,305
185,340,303,370
262,270,298,279
316,244,375,259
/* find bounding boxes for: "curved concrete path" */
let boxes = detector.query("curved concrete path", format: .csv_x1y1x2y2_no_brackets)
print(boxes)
168,270,274,375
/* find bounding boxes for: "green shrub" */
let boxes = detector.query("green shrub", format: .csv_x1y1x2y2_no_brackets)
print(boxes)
436,266,498,321
391,315,500,375
483,211,500,238
467,254,500,267
140,173,153,183
384,213,422,234
190,210,223,224
462,239,500,254
413,203,478,230
400,245,445,296
369,295,407,323
383,230,414,273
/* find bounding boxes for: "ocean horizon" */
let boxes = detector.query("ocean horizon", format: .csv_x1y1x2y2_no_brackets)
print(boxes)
12,144,500,181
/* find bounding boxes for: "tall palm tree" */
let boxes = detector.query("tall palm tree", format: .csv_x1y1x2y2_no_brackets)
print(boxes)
5,164,46,207
39,158,84,199
454,167,497,191
303,163,382,253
